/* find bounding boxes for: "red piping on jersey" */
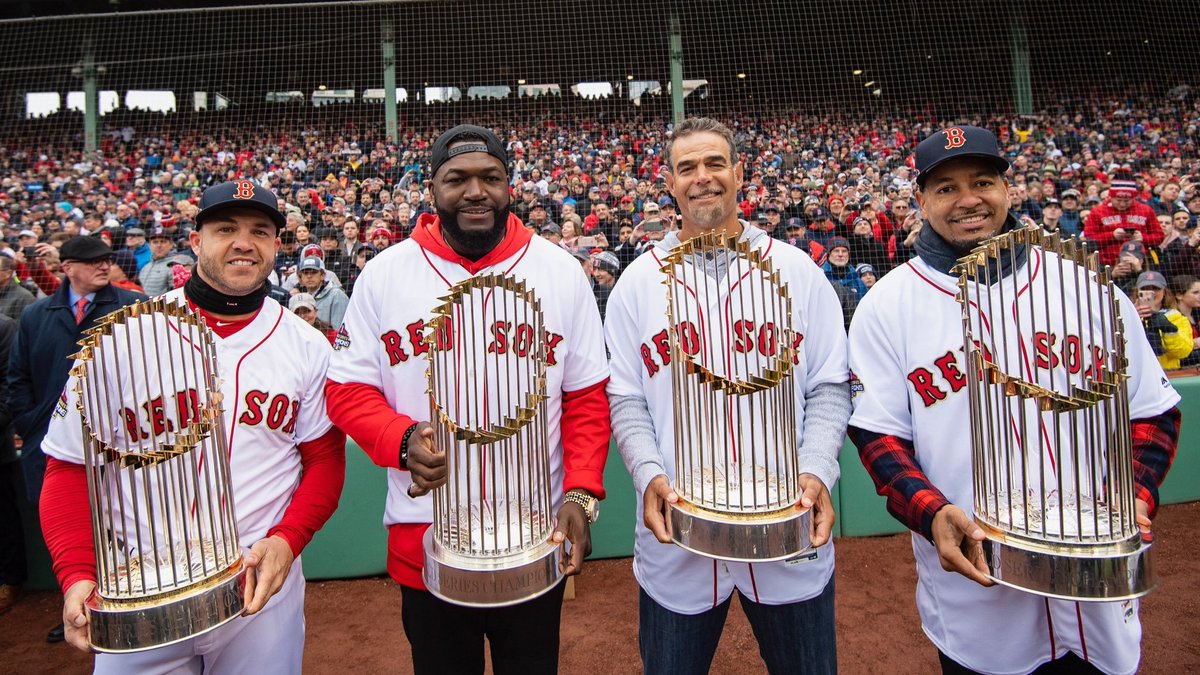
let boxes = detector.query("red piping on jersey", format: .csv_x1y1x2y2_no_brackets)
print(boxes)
1045,598,1057,660
747,563,761,603
1075,602,1089,661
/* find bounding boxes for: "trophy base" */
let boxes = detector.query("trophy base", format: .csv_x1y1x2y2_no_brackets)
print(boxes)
423,530,564,608
669,498,811,562
88,558,247,653
980,525,1154,601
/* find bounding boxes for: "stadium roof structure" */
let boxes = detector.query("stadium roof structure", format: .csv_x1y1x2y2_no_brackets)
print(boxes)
0,0,1196,110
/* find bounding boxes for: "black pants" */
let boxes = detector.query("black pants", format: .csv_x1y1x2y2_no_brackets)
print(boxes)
400,581,566,675
0,461,27,586
940,650,1104,674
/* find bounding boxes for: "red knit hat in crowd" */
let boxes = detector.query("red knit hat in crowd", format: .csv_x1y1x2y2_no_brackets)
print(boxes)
1109,170,1137,198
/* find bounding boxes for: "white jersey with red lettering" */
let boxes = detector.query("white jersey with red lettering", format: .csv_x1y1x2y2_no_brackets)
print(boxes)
848,252,1179,675
604,225,848,615
42,287,335,554
326,233,609,527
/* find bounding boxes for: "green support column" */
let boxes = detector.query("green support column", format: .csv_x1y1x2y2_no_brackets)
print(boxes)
83,45,98,155
669,12,684,125
382,21,398,142
1010,8,1032,115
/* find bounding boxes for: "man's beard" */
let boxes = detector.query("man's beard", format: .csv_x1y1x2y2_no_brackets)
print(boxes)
438,205,510,261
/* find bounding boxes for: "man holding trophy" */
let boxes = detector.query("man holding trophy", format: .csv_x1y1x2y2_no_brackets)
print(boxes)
605,117,849,674
39,180,346,672
325,125,611,675
848,127,1181,674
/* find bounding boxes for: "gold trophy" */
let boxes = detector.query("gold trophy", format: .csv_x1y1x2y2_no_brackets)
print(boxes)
421,274,563,606
954,228,1152,600
660,232,810,561
70,299,245,652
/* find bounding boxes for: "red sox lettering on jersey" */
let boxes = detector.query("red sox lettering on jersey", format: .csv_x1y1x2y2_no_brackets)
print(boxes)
377,317,564,367
637,320,803,377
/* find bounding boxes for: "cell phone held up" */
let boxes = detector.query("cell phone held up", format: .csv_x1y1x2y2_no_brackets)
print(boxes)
23,246,39,259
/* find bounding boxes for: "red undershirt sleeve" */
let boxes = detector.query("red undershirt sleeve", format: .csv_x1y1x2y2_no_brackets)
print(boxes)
560,378,611,499
324,380,416,471
40,457,97,594
267,426,348,558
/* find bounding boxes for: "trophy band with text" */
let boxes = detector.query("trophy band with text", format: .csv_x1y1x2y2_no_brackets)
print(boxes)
421,273,563,607
954,228,1152,601
71,299,245,652
660,232,810,561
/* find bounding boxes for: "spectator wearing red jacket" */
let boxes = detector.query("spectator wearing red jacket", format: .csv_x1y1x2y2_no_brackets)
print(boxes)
1084,171,1164,266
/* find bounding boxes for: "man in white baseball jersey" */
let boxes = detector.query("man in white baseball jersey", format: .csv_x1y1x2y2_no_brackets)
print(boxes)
40,179,346,673
325,124,611,675
848,126,1181,674
605,117,848,674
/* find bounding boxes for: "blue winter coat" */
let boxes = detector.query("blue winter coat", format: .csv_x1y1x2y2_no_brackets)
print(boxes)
8,282,146,500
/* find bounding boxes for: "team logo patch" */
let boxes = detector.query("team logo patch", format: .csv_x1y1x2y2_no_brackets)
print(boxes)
1161,376,1170,388
53,390,69,418
333,324,351,351
233,180,256,199
849,371,865,399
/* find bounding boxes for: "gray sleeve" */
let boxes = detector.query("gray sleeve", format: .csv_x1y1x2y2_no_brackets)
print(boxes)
798,381,851,490
328,291,349,329
609,393,666,497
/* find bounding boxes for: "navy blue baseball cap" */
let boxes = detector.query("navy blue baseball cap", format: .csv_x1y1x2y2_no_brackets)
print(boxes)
914,126,1010,188
195,180,286,230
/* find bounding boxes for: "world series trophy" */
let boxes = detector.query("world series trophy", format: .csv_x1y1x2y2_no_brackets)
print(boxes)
421,273,563,607
660,231,809,561
69,298,245,652
954,228,1152,600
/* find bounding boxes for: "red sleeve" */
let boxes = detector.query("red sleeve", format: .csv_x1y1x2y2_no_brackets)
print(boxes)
39,457,97,594
559,378,611,499
267,426,347,557
1138,204,1165,248
324,379,415,470
25,260,61,296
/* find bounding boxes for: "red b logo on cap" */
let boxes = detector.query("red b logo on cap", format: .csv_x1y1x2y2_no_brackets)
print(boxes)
942,128,967,150
233,180,255,199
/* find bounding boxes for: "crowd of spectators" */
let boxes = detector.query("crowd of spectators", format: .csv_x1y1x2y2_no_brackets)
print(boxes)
2,86,1199,368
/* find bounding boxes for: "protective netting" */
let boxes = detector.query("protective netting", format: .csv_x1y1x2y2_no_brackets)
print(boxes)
0,0,1198,339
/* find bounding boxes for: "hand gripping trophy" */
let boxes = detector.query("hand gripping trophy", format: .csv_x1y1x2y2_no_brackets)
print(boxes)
70,298,244,651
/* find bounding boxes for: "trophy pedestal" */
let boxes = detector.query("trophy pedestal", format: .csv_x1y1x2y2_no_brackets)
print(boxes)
979,521,1154,601
669,498,812,562
423,529,564,608
87,559,247,653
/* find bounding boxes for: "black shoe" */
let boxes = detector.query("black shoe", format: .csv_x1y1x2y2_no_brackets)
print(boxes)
46,623,65,644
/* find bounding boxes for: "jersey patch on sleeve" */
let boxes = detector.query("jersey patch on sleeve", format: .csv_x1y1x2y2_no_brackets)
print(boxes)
849,371,865,399
333,324,351,351
53,390,69,418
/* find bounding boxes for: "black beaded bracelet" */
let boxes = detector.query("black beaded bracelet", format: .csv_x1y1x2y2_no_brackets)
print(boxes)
399,423,419,470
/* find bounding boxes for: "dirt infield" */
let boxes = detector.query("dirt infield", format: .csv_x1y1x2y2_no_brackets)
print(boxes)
2,501,1196,674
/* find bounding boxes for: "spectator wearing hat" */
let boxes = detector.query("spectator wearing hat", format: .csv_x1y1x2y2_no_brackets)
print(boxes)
0,255,34,321
591,251,620,319
1057,190,1083,236
108,249,144,294
856,263,878,291
848,217,890,275
1084,170,1163,267
634,199,661,227
1135,270,1193,370
1039,198,1071,236
526,202,555,231
274,229,301,282
807,207,838,249
783,217,825,263
139,226,190,297
289,292,336,344
318,227,351,286
124,227,152,272
821,236,868,304
368,226,393,252
8,236,145,642
1112,240,1152,296
540,223,562,246
294,256,348,329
